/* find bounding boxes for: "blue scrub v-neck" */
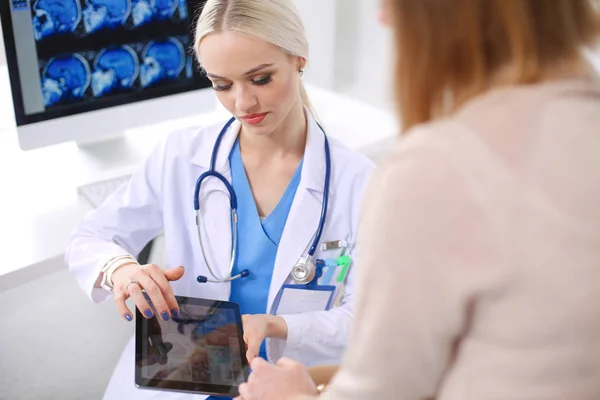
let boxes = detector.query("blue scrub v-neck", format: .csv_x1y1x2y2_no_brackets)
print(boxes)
228,139,303,356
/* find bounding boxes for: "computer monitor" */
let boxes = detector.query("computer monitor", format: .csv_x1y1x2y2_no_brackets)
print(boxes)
0,0,215,151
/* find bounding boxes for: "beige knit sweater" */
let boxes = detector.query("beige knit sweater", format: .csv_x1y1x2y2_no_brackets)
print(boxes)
321,79,600,400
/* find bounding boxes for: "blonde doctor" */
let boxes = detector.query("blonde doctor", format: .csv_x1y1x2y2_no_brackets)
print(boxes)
65,0,375,399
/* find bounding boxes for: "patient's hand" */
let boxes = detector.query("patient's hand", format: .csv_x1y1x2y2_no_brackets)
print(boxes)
236,357,318,400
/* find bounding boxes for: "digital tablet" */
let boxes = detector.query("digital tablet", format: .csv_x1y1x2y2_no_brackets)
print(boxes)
135,295,250,397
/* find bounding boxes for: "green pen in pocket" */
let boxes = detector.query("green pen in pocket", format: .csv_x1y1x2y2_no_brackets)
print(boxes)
336,255,352,283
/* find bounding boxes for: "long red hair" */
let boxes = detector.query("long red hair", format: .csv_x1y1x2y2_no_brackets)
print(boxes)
390,0,600,132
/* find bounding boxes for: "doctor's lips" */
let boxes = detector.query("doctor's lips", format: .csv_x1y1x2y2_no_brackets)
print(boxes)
240,112,268,125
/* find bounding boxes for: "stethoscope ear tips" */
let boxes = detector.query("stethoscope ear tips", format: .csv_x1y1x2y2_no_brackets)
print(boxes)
240,269,250,278
197,275,208,283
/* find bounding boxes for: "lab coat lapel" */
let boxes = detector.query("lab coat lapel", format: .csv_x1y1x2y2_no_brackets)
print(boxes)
193,118,240,289
267,115,328,311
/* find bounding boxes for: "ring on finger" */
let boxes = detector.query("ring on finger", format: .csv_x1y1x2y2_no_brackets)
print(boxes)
125,278,139,293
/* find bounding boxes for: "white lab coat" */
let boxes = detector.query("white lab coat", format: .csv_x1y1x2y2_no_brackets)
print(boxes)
66,113,375,399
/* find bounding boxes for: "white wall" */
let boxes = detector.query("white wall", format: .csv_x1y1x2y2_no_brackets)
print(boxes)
351,0,394,109
294,0,395,109
333,0,360,90
294,0,337,90
332,0,394,110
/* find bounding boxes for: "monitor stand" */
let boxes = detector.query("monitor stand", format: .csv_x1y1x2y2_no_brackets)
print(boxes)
75,134,144,184
77,135,140,169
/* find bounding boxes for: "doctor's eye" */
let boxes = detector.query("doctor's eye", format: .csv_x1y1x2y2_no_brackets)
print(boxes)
212,83,232,92
251,74,272,86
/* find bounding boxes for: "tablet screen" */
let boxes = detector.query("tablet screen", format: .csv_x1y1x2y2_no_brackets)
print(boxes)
135,296,249,396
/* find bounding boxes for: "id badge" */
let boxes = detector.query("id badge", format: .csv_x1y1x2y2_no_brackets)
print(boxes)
273,284,336,315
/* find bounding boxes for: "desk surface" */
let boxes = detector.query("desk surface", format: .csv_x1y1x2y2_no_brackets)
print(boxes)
0,65,398,290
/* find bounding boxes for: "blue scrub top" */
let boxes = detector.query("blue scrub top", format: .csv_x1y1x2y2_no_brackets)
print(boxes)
207,139,302,400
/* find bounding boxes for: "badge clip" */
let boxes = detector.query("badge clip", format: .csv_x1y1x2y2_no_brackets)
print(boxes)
320,240,348,251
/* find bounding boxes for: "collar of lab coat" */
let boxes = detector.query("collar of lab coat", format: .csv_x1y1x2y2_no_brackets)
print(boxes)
190,111,328,195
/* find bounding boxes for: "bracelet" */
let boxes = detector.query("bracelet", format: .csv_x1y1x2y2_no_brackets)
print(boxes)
100,255,139,292
100,256,128,292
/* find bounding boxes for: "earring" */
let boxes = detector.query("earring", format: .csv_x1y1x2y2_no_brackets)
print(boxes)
298,68,304,77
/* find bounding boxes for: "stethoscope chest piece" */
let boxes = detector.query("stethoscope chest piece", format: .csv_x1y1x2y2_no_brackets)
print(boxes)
291,256,316,284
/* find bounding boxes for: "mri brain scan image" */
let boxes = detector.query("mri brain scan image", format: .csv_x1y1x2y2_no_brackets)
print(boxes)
83,0,132,34
140,38,185,88
32,0,82,40
91,45,139,97
186,55,193,79
132,0,180,27
31,0,198,110
41,54,91,107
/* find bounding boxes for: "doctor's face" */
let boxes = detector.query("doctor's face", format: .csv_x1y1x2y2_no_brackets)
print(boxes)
198,31,304,136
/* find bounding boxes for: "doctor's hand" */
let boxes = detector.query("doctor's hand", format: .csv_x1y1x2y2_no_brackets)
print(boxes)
236,357,318,400
112,263,185,322
242,314,288,362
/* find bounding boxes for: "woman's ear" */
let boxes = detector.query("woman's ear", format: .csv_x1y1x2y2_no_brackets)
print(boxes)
296,56,307,73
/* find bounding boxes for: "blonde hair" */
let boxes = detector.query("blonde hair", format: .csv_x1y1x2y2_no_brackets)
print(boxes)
390,0,600,133
193,0,315,116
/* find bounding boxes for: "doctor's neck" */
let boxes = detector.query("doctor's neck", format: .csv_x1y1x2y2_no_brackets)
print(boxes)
238,97,307,159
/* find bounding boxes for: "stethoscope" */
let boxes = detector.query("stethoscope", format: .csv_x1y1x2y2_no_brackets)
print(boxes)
194,116,331,285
